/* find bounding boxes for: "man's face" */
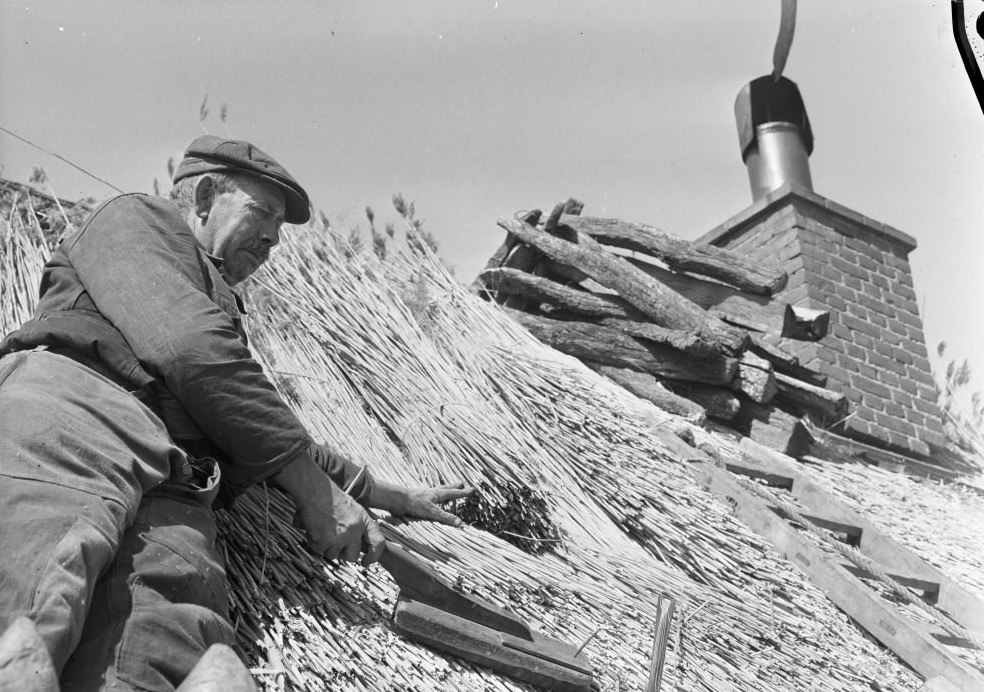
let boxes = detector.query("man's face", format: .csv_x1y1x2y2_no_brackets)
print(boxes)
200,175,287,285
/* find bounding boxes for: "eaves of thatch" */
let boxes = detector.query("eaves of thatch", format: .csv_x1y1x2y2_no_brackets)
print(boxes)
2,196,982,692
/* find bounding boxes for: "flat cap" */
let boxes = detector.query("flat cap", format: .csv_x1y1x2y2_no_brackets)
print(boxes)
173,135,311,224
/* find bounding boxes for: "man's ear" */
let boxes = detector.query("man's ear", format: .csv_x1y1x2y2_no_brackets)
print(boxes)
193,175,215,220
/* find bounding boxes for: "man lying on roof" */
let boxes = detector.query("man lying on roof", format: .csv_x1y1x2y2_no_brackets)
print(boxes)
0,135,472,691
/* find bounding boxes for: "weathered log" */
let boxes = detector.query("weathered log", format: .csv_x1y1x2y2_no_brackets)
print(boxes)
540,259,591,285
626,257,829,340
732,351,778,404
596,318,721,357
667,383,742,422
585,362,706,423
497,213,747,353
501,244,541,309
747,335,827,387
736,402,812,458
507,309,738,385
479,267,637,319
774,372,849,423
479,269,720,356
560,214,788,295
471,209,542,298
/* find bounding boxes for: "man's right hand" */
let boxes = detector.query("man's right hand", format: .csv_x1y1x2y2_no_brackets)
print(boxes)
273,452,386,565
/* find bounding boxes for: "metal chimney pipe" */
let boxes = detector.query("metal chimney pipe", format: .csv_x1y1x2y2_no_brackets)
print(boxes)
735,76,814,201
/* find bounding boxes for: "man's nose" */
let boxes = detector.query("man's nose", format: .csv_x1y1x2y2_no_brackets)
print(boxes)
260,223,281,247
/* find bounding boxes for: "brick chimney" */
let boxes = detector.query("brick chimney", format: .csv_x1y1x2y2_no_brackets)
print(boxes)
698,78,946,458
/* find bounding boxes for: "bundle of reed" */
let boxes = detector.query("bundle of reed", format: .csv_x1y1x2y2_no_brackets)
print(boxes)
0,204,927,690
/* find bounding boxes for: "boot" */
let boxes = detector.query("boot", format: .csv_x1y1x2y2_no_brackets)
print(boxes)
0,617,58,692
176,644,257,692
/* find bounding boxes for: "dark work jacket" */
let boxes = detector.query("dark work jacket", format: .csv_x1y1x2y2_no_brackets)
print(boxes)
1,194,371,504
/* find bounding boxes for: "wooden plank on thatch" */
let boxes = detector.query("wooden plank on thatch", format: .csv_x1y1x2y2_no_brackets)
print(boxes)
497,213,747,353
585,362,707,423
626,257,822,339
699,459,984,692
732,439,984,636
560,214,788,295
506,309,738,385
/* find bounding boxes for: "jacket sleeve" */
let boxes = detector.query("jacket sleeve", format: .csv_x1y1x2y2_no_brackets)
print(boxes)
65,194,312,488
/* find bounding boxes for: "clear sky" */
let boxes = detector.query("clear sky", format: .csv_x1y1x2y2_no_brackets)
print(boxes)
2,1,983,397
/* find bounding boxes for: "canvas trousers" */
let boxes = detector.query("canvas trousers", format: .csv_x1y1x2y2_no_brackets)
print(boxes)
0,350,235,691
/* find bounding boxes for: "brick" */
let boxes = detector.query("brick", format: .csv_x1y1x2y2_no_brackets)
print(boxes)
897,310,922,329
898,271,914,288
844,234,873,254
858,292,887,314
857,254,879,272
862,393,885,411
900,377,919,396
832,256,869,281
801,254,824,274
870,273,890,290
901,338,928,360
884,401,906,418
869,351,905,375
873,340,898,358
855,332,874,350
882,330,902,346
833,283,858,303
846,302,869,320
842,314,881,340
906,366,936,387
854,375,892,399
842,416,872,437
880,370,901,388
868,312,887,328
819,263,844,283
913,396,940,416
887,318,907,337
824,294,848,312
860,362,879,379
892,389,913,408
826,361,855,380
874,412,917,438
905,408,926,427
845,275,863,290
917,427,947,449
845,343,866,360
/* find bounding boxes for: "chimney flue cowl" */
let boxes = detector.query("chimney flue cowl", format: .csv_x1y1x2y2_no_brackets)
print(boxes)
735,76,814,201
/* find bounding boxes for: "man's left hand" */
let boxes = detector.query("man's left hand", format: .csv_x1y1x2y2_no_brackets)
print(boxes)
370,480,474,527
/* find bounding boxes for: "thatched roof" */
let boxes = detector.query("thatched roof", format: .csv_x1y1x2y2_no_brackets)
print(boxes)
2,194,982,691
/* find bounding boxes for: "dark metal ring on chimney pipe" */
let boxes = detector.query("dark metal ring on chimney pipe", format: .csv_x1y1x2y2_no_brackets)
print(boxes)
735,76,814,201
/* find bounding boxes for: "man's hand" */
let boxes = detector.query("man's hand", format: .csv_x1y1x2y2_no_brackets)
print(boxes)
370,480,474,527
274,453,386,565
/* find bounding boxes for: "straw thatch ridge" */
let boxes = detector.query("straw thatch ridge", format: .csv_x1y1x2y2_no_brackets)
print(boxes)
3,193,983,691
